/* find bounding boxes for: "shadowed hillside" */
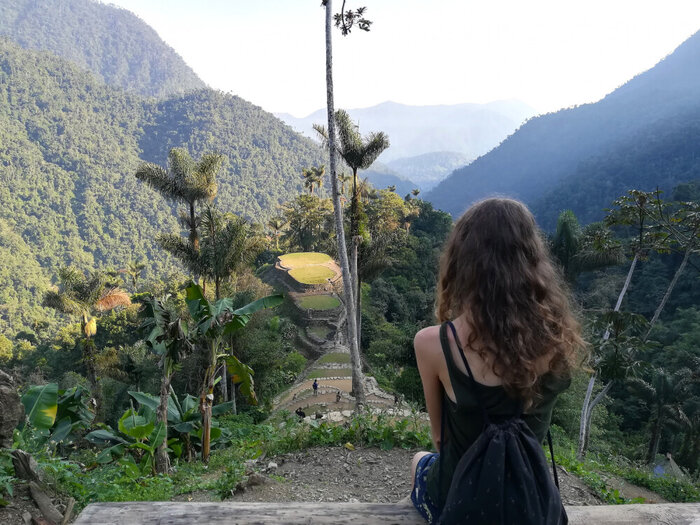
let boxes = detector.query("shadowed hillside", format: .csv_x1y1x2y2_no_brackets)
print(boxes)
427,30,700,229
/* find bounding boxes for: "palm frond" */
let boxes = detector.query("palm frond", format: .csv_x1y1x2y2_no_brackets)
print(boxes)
312,123,330,150
168,148,196,181
358,131,390,170
135,163,180,201
95,289,131,312
158,233,204,275
42,290,83,315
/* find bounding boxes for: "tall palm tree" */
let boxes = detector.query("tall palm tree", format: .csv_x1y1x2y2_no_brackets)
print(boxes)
314,110,389,242
267,217,287,250
302,165,326,194
628,367,693,463
551,212,624,282
199,205,264,301
315,112,389,348
42,267,131,417
321,0,364,407
135,148,223,254
119,260,145,292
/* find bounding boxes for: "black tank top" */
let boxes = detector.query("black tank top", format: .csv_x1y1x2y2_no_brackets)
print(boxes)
426,322,571,509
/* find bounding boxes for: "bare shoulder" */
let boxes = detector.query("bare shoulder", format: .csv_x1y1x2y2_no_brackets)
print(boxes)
414,324,442,356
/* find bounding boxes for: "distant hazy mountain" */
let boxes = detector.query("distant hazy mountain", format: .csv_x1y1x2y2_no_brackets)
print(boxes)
359,163,418,197
426,30,700,229
386,151,471,191
277,100,535,163
0,0,205,98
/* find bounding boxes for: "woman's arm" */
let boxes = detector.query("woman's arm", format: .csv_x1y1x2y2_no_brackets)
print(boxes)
414,326,444,452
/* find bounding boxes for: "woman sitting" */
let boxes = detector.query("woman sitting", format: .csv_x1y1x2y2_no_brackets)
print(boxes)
410,198,585,523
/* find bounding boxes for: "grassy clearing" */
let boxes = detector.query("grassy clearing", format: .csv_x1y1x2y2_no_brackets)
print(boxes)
307,369,351,379
316,352,351,364
297,295,340,310
289,265,335,284
279,252,331,267
308,325,332,340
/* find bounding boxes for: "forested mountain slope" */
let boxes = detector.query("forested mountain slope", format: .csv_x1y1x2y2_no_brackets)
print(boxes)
427,30,700,228
0,39,324,333
0,0,205,98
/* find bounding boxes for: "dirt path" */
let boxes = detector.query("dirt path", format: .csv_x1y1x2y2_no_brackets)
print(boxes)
210,446,605,506
605,474,668,503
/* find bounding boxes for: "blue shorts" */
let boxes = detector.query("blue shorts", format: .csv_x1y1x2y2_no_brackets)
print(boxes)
411,453,441,523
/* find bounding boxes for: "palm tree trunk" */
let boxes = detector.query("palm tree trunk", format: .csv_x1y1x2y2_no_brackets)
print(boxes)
646,250,690,340
189,202,199,251
324,0,364,408
83,338,103,422
578,253,639,457
647,410,663,463
156,370,172,474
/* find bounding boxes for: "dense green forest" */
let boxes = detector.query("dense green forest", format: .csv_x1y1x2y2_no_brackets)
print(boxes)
0,0,205,98
427,29,700,230
0,39,324,335
0,1,699,520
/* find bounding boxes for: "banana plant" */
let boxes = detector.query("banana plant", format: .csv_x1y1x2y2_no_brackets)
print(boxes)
20,383,95,448
185,283,283,462
20,383,58,436
85,405,166,475
128,390,234,461
141,294,193,473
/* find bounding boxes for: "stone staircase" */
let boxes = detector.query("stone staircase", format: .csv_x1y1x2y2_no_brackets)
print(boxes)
264,253,397,419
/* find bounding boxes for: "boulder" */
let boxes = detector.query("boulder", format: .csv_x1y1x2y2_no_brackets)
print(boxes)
0,369,24,448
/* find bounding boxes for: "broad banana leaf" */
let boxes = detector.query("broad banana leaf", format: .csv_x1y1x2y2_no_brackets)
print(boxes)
128,391,179,423
118,409,154,440
226,355,257,405
21,383,58,430
223,294,284,335
148,422,167,449
85,429,128,446
49,417,73,443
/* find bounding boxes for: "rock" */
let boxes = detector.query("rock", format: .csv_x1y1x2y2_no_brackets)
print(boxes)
29,481,64,524
247,473,267,487
12,450,42,483
0,369,24,448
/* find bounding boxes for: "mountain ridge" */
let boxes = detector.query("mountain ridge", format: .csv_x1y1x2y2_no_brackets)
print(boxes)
0,0,206,98
426,29,700,227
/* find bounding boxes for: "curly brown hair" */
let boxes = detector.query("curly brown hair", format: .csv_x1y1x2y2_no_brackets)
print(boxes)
436,198,585,408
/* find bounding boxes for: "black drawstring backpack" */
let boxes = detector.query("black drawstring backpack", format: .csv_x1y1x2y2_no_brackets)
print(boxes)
436,321,567,525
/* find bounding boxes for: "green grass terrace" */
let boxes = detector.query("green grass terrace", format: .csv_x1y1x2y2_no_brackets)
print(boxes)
279,252,332,267
289,265,335,284
297,294,341,311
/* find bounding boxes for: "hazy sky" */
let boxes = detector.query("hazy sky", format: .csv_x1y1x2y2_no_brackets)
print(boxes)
106,0,700,117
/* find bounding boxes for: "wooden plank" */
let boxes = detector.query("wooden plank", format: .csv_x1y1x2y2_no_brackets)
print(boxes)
74,502,700,525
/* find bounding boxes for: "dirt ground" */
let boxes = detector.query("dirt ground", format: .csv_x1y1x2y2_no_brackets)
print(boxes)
201,446,606,507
